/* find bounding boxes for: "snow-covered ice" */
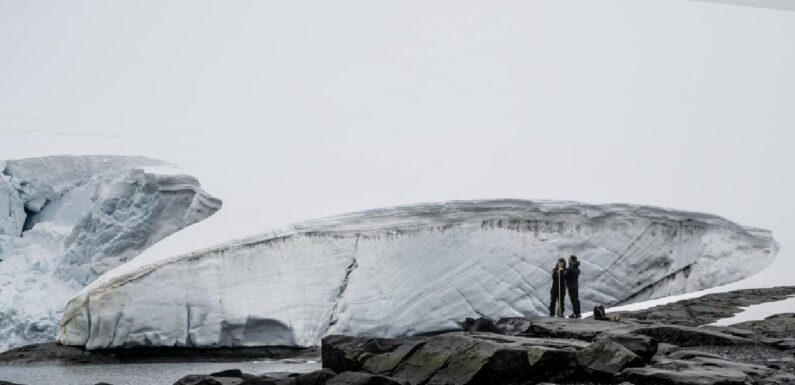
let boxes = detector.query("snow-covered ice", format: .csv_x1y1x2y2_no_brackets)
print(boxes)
57,199,777,349
0,155,221,352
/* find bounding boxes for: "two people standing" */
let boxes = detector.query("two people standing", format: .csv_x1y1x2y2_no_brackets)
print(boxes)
549,255,581,318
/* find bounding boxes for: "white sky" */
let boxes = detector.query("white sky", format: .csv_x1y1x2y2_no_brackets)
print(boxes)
1,0,794,286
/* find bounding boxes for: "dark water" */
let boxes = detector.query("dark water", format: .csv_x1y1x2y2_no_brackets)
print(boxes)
0,359,321,385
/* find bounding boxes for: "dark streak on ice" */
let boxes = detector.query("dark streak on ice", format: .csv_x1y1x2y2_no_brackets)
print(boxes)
185,304,192,347
327,234,360,331
619,264,694,305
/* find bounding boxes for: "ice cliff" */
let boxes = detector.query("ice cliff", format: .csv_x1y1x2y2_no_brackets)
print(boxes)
57,199,778,350
0,155,221,351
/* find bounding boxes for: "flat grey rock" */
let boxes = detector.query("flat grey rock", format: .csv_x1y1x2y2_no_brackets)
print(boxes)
619,354,795,385
497,316,637,341
631,324,753,347
732,313,795,340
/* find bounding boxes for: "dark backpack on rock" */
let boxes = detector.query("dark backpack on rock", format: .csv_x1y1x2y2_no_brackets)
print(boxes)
462,317,501,333
593,305,608,320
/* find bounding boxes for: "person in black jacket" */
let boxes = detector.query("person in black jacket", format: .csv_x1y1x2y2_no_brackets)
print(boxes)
564,255,581,318
548,258,567,317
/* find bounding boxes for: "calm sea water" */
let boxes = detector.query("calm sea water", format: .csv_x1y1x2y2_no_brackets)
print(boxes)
0,359,321,385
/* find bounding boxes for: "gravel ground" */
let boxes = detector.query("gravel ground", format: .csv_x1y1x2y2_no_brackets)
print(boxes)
691,344,795,372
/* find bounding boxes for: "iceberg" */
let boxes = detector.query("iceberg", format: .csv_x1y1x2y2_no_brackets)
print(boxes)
57,199,778,350
0,155,221,351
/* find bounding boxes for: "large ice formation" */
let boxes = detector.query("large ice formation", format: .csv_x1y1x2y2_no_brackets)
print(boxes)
0,155,221,351
57,199,778,350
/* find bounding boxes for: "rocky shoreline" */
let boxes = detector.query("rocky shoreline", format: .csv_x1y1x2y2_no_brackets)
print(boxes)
164,313,795,385
1,287,793,385
0,343,316,365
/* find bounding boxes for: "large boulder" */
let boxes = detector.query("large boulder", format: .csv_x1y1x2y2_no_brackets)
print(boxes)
323,331,648,385
599,333,658,363
575,336,644,378
362,339,429,376
322,335,409,373
577,338,644,379
385,333,536,385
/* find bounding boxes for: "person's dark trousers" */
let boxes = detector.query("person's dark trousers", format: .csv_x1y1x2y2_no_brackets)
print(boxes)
567,285,581,316
549,288,566,317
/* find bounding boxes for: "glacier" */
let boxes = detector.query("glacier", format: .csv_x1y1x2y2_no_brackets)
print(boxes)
57,199,778,350
0,155,221,352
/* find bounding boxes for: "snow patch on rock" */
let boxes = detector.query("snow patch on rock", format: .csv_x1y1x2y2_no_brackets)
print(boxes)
58,199,778,350
709,296,795,327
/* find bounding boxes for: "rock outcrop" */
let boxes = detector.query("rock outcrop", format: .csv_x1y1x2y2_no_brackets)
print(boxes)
617,348,792,385
322,332,604,384
613,286,795,326
313,316,795,385
732,313,795,354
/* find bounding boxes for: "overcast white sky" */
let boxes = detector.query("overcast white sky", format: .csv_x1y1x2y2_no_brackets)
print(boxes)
1,0,793,286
